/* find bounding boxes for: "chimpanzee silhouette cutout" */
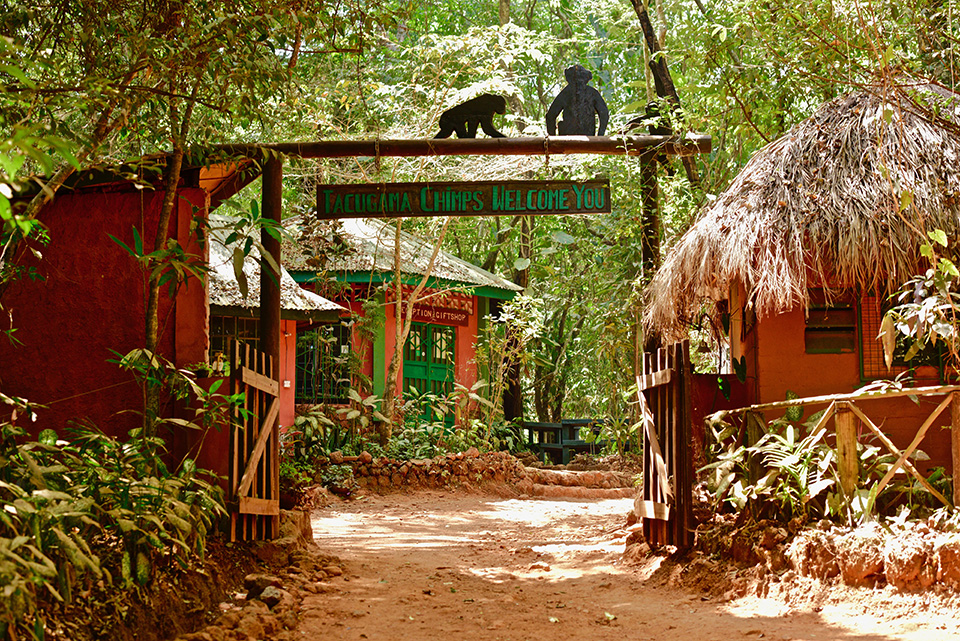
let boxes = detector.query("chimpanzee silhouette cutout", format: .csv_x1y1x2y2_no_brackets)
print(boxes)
434,94,508,139
545,65,609,136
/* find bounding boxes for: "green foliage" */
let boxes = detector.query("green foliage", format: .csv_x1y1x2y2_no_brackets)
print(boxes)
475,295,544,424
703,407,944,526
882,231,960,371
289,406,351,461
0,393,226,639
580,417,638,456
318,464,355,492
113,348,247,437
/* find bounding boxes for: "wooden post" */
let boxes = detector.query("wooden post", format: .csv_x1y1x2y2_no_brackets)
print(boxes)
260,154,282,539
952,392,960,507
835,402,858,496
260,154,282,366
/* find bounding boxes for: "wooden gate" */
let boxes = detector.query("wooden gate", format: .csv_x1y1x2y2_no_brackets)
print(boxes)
229,341,280,541
637,341,694,548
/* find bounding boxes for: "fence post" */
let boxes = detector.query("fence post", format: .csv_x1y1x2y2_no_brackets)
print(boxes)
952,392,960,507
835,401,858,496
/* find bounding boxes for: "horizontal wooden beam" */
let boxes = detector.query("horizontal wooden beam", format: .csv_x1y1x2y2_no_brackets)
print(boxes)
217,135,711,160
241,365,280,396
237,496,280,516
719,384,960,417
638,368,672,391
636,500,671,521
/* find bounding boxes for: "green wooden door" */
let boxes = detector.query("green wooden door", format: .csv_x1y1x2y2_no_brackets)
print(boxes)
403,323,456,421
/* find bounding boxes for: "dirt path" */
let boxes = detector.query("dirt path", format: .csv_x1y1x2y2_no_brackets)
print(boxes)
299,491,960,640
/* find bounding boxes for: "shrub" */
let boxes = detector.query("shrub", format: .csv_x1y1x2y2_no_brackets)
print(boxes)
0,393,226,639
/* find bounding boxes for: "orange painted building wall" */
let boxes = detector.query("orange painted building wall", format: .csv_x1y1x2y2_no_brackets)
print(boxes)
455,307,480,391
278,319,298,427
753,306,953,474
328,290,481,410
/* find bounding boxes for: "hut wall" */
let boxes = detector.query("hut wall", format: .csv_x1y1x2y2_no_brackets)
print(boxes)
0,188,210,439
455,297,479,392
755,307,952,474
756,307,861,402
279,318,298,427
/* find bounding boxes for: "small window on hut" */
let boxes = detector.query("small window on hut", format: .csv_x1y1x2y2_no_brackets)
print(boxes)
210,315,260,358
804,289,857,354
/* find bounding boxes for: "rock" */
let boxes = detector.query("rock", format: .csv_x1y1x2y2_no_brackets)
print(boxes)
359,450,373,464
242,600,270,616
787,530,839,579
329,450,344,464
260,613,281,636
279,509,313,543
323,565,343,577
244,573,283,598
836,530,884,587
178,633,213,641
215,611,241,629
203,627,226,641
884,535,931,590
258,585,286,608
279,610,299,629
936,534,960,587
465,447,480,458
253,539,295,567
234,614,264,640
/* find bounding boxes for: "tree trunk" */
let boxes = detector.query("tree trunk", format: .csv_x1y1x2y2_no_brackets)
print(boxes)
378,219,451,445
629,0,700,187
503,216,530,424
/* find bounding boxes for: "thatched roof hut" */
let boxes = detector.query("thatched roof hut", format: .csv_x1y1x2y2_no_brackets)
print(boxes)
646,80,960,340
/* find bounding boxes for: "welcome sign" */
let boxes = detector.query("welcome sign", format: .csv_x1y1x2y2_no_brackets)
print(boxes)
316,179,611,219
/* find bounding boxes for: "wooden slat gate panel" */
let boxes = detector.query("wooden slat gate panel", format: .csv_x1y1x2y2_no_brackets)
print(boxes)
229,341,280,541
638,341,694,548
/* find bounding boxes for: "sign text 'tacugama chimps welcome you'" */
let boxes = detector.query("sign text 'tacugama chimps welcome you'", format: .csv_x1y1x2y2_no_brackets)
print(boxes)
316,180,611,219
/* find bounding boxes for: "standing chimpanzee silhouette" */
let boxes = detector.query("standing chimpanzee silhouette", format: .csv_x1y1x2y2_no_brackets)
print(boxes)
545,64,609,136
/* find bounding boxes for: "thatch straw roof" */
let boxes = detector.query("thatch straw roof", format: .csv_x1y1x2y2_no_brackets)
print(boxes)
646,80,960,339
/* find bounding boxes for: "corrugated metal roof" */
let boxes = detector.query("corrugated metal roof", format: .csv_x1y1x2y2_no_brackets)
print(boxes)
208,215,343,313
284,216,522,292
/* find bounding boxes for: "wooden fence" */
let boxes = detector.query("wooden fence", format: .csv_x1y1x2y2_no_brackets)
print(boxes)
728,385,960,508
637,341,695,548
229,341,280,541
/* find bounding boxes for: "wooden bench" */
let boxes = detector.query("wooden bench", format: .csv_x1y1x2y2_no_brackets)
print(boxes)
523,419,606,464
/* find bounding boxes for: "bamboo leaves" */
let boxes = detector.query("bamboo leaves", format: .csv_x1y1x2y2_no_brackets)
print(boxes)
0,393,227,635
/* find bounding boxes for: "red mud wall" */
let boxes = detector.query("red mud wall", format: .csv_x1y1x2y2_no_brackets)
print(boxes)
755,308,951,474
0,188,209,439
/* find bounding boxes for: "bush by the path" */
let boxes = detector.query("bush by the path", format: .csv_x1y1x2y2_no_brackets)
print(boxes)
0,394,225,639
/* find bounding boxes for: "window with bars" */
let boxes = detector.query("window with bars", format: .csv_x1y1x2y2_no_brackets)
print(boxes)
210,315,260,360
295,323,351,404
859,292,943,381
